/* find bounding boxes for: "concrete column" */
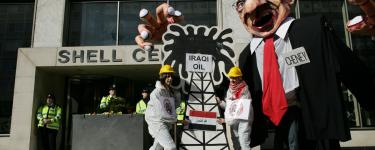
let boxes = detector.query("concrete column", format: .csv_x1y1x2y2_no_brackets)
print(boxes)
9,50,37,150
220,0,252,44
8,48,66,150
32,0,66,47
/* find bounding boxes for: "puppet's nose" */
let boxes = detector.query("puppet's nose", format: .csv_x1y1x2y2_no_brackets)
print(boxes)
267,0,281,7
243,0,268,13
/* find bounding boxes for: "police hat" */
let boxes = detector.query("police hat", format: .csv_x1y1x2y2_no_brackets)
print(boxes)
142,89,149,93
46,93,55,100
109,86,116,91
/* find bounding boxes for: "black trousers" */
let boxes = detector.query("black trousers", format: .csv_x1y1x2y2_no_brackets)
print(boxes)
175,125,184,147
274,106,300,150
39,127,57,150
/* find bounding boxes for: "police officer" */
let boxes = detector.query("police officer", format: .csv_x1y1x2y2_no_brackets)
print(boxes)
36,93,62,150
99,86,119,113
136,88,153,148
176,99,186,125
135,89,150,114
175,98,186,146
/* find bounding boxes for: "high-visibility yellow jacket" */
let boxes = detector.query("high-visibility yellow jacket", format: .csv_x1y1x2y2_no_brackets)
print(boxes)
176,101,186,122
100,95,118,110
37,104,62,130
135,99,147,114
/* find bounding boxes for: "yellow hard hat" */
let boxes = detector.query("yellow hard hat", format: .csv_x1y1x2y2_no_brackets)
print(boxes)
227,66,242,78
159,64,175,75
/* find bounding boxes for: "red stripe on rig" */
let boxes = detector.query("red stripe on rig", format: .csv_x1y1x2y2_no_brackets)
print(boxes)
189,110,216,118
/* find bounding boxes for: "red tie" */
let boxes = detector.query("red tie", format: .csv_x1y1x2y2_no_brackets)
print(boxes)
262,36,288,126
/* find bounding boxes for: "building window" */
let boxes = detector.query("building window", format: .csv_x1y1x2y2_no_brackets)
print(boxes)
0,3,34,134
66,2,118,46
65,0,217,46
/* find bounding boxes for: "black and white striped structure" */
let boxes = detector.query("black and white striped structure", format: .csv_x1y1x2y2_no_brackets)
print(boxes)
163,24,235,150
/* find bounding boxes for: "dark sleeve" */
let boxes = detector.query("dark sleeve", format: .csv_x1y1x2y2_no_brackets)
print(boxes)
323,17,375,111
238,44,268,147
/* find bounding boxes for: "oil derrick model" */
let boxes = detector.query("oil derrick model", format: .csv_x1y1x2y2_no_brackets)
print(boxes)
163,24,235,150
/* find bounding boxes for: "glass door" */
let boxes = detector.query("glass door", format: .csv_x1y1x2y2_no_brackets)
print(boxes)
63,76,113,150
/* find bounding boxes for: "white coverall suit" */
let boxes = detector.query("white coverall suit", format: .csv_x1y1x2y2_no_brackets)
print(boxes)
145,81,180,150
220,84,254,150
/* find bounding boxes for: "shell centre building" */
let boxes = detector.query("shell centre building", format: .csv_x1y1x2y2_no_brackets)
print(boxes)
0,0,375,150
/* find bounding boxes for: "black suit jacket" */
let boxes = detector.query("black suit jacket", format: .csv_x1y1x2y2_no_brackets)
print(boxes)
239,15,375,146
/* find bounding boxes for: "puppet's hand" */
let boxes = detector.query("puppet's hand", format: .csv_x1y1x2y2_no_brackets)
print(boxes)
346,16,375,36
346,0,375,36
347,0,369,5
135,3,184,50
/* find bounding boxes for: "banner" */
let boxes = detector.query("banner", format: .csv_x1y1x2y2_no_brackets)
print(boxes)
224,99,251,120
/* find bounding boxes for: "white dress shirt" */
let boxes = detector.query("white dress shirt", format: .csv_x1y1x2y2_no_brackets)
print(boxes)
250,17,299,93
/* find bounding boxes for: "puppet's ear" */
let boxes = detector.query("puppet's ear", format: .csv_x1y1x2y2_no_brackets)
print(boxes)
268,0,294,6
268,0,281,6
286,0,295,5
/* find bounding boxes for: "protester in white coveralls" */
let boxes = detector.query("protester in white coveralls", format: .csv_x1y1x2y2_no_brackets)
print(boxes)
217,66,254,150
145,64,181,150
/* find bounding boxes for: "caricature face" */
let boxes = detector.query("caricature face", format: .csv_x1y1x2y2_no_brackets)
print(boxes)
235,0,293,37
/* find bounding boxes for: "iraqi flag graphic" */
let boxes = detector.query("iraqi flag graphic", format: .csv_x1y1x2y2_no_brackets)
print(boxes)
188,110,217,131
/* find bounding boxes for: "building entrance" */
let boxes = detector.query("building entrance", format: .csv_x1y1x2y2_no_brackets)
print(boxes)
64,76,112,150
65,75,148,114
67,76,115,115
63,74,154,150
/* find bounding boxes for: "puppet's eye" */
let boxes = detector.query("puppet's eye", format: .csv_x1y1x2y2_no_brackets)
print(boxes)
232,0,246,12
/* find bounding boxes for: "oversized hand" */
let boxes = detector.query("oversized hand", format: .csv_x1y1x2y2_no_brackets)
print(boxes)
346,0,375,36
135,3,184,50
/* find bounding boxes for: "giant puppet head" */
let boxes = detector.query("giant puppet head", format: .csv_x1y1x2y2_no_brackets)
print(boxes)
235,0,294,38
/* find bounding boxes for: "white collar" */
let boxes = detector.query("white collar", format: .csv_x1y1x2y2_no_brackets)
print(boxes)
155,80,168,90
250,17,295,54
